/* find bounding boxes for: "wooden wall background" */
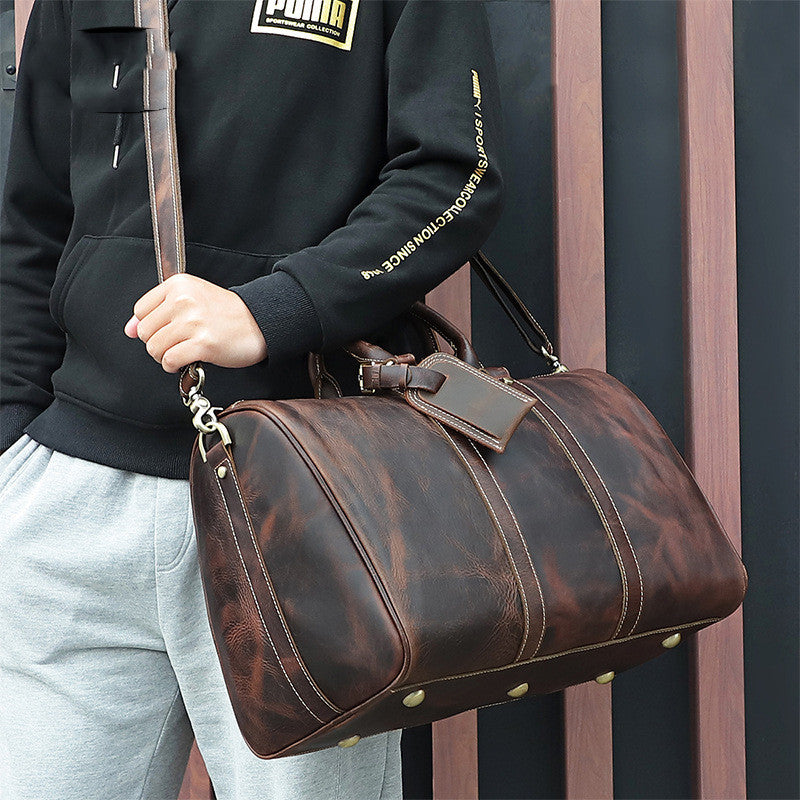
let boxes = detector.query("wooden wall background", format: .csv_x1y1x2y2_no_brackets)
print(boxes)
6,1,797,798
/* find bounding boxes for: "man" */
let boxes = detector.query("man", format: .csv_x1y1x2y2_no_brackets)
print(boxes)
0,0,505,797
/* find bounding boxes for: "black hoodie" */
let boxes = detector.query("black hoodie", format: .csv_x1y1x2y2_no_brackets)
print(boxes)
0,0,506,478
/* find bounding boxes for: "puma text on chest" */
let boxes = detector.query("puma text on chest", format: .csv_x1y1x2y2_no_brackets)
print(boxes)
251,0,360,51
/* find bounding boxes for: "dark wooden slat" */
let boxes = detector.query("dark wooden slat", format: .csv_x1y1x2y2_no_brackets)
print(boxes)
551,1,614,798
432,708,479,800
178,742,213,799
14,0,33,69
551,0,607,370
428,263,473,338
676,3,747,797
428,264,480,800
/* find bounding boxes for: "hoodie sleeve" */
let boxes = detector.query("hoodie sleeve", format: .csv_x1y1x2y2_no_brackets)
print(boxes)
228,0,506,366
0,0,73,453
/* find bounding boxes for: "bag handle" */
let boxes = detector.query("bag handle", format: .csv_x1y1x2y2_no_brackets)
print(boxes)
307,249,566,398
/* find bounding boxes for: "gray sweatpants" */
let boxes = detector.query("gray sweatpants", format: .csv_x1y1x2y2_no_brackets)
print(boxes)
0,433,402,800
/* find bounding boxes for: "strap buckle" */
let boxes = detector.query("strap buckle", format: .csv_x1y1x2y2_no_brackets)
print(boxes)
358,358,396,394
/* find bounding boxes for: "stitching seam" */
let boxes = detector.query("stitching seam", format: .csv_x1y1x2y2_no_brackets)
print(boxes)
409,397,499,449
136,686,183,800
415,316,439,353
468,440,547,658
54,237,99,325
157,501,195,573
533,393,644,637
529,405,630,638
433,420,532,662
225,458,342,713
165,59,182,270
422,353,533,401
77,234,289,260
408,354,533,448
313,353,323,399
141,47,162,282
0,440,40,505
408,309,460,353
314,354,343,398
213,471,324,723
234,406,411,685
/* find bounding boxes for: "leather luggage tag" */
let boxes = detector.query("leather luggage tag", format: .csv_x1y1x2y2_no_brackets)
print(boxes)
405,353,536,452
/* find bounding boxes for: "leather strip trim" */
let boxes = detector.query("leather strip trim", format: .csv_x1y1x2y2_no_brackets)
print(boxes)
141,48,163,281
514,381,644,638
432,419,546,663
135,0,186,282
528,404,630,638
312,353,343,399
534,392,644,636
221,455,343,715
212,466,330,723
467,438,547,659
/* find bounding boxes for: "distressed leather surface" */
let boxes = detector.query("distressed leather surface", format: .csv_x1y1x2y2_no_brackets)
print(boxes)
189,366,748,759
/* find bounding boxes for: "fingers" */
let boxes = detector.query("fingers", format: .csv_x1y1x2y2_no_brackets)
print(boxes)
127,275,266,371
141,321,195,370
158,336,204,374
131,280,169,322
134,298,174,344
131,273,198,328
131,274,208,370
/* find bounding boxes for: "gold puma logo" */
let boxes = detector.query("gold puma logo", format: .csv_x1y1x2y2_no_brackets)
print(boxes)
251,0,360,51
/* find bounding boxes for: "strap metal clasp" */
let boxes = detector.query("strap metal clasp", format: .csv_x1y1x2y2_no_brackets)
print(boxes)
181,365,232,462
541,347,569,373
358,358,396,394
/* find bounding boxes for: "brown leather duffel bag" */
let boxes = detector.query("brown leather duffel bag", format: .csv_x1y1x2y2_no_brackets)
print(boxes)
181,249,747,759
136,0,747,760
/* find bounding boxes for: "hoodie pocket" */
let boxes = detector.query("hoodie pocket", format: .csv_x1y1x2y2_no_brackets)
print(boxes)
49,235,100,331
48,235,307,429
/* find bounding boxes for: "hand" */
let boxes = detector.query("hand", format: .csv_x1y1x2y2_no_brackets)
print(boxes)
124,273,268,373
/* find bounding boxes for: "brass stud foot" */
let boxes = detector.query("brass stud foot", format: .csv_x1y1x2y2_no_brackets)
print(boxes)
595,671,615,684
661,633,682,649
402,689,425,707
507,682,529,698
216,465,227,479
338,735,360,748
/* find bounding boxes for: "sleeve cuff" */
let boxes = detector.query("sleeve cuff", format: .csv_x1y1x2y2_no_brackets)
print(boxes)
0,402,41,454
227,268,325,366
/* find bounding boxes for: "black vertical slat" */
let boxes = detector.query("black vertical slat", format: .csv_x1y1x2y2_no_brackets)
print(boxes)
733,3,800,799
472,3,563,799
600,3,691,797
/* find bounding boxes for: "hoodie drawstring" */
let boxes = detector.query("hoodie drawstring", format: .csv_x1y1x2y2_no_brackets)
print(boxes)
112,62,123,169
112,112,124,169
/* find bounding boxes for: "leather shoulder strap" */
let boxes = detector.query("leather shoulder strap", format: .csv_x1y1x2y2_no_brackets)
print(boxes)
135,0,185,282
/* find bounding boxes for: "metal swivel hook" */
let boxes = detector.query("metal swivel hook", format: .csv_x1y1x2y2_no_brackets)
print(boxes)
181,366,232,462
